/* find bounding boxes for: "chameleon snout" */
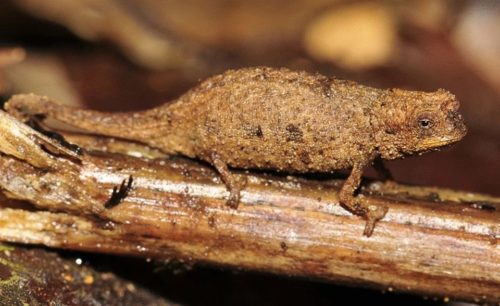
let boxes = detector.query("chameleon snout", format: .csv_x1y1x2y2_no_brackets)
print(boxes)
447,110,467,140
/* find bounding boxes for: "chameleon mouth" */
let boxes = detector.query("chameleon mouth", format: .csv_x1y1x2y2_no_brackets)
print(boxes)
419,119,467,149
418,133,465,150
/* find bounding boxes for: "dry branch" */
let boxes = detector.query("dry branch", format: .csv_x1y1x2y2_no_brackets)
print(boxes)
0,110,497,303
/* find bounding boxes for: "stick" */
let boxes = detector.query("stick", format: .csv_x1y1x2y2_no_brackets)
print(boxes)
0,110,498,303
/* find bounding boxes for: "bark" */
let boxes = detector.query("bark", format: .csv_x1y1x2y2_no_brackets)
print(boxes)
0,110,497,303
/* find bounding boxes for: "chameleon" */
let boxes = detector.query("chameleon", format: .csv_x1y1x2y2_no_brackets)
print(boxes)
4,67,467,236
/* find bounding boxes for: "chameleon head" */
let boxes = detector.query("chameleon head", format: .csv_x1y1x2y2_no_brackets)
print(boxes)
375,88,467,159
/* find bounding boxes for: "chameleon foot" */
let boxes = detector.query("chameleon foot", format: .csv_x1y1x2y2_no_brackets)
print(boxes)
209,152,247,209
362,204,389,237
225,179,245,209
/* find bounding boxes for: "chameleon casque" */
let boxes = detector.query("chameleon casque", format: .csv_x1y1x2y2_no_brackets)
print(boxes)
5,67,467,236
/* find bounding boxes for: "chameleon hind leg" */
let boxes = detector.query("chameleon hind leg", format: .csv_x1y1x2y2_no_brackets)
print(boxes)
210,152,247,209
339,161,388,236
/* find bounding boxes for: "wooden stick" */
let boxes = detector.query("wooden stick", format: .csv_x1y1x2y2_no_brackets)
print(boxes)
0,110,498,303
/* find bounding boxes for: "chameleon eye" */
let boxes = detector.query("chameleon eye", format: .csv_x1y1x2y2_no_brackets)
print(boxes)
418,118,432,129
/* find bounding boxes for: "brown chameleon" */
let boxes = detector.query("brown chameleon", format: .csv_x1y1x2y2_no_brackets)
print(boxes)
5,67,467,236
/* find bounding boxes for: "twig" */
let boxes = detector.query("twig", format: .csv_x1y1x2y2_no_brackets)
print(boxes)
0,110,498,303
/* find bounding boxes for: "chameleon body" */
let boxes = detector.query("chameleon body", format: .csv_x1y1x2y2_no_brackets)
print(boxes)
5,67,467,236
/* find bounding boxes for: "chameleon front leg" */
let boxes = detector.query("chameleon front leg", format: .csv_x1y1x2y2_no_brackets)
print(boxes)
339,161,388,236
210,152,247,209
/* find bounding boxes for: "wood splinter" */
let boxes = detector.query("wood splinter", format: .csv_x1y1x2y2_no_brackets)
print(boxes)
104,176,134,209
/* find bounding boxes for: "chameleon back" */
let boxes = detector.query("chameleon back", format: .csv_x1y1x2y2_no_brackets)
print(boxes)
165,67,382,172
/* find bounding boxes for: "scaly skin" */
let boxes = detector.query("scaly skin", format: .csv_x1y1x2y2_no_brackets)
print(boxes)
5,67,467,236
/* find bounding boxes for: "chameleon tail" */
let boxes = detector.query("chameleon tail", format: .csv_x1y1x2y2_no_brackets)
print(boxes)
4,94,171,144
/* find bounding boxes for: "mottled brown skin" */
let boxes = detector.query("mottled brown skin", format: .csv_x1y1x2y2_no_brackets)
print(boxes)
5,67,467,236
